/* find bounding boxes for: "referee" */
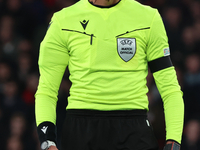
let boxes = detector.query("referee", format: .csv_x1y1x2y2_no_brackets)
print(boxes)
35,0,184,150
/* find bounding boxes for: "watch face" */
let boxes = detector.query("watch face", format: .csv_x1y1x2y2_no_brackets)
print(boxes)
41,141,48,150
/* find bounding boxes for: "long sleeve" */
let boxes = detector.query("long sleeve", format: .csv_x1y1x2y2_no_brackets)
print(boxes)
153,67,184,144
146,10,184,144
35,14,69,126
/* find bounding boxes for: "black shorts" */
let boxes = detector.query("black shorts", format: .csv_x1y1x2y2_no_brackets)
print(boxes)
61,109,159,150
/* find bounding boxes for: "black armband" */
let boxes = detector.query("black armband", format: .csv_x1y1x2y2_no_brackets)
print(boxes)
37,121,57,144
163,141,180,150
148,56,173,73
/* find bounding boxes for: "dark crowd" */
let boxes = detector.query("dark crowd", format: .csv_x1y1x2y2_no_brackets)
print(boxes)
0,0,200,150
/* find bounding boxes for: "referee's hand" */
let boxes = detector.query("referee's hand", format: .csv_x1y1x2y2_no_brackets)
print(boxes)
163,141,180,150
48,146,58,150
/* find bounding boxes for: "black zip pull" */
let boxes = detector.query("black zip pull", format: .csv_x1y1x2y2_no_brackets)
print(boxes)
90,34,94,45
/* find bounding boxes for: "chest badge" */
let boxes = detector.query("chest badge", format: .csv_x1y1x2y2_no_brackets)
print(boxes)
117,38,136,62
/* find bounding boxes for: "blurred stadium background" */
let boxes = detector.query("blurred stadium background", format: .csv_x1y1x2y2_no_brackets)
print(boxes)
0,0,200,150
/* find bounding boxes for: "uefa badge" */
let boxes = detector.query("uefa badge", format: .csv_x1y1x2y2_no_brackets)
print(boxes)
117,38,136,62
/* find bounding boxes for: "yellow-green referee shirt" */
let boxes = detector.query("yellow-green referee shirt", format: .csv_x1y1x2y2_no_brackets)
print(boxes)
35,0,184,143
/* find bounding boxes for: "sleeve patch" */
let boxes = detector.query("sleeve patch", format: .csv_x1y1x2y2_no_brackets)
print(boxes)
164,47,170,56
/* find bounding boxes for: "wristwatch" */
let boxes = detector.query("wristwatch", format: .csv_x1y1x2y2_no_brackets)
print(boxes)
41,140,56,150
